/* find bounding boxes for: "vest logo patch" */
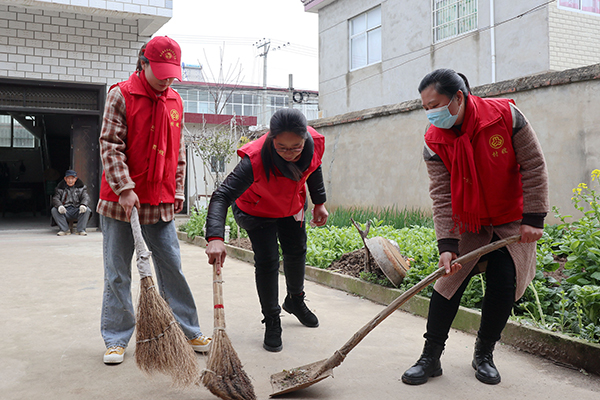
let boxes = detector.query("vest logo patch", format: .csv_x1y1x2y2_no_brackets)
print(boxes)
170,109,180,121
489,134,504,149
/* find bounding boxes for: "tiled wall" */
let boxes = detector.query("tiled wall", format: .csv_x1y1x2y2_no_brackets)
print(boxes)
0,3,165,84
549,4,600,71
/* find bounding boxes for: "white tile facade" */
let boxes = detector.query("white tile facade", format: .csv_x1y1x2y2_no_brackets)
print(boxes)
549,5,600,71
0,1,172,84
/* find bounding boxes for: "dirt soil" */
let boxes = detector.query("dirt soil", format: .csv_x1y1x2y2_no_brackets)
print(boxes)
228,237,389,281
326,248,390,281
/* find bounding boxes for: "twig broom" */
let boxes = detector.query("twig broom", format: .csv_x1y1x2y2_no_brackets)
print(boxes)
130,207,200,388
202,259,256,400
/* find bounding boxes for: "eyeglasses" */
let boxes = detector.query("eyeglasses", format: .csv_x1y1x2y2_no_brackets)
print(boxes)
275,146,304,154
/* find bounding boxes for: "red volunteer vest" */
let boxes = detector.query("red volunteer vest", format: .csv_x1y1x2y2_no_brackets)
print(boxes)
235,127,325,218
100,73,182,205
425,95,523,227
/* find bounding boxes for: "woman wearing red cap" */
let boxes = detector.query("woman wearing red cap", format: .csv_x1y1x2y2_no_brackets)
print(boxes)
97,36,210,364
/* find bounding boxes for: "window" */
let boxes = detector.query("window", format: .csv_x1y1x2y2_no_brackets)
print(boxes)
0,115,36,148
558,0,600,14
432,0,478,43
350,6,382,70
180,88,216,114
209,156,225,173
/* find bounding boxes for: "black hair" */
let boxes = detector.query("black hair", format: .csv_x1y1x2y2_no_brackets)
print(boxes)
418,68,471,100
261,108,309,181
136,43,149,72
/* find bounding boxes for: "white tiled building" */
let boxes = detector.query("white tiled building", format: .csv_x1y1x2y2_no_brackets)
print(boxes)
0,0,173,226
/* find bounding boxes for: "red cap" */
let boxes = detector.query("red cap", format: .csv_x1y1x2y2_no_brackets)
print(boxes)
143,36,182,80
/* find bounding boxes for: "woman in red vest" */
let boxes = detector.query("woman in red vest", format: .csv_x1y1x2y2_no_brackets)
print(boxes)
205,108,328,352
97,37,210,365
402,69,549,385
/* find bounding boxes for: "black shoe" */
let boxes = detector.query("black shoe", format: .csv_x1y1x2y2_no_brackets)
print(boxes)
401,341,444,385
262,315,282,352
472,337,501,384
282,292,319,327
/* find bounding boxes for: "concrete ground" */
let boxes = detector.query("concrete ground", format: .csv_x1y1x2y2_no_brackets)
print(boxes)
1,222,600,400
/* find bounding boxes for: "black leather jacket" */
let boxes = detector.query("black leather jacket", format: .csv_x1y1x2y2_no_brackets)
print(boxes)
205,155,326,240
52,179,90,208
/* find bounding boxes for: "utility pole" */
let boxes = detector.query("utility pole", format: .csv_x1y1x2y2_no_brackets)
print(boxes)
253,39,270,127
288,74,294,108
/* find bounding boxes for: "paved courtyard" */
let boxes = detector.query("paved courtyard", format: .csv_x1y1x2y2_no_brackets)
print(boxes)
1,223,600,399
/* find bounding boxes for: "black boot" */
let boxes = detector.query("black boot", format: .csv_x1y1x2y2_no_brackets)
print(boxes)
472,337,501,384
282,292,319,327
262,315,283,352
401,341,444,385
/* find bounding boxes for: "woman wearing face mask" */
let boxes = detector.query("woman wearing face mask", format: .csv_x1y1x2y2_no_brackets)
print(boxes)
204,108,328,353
401,69,549,385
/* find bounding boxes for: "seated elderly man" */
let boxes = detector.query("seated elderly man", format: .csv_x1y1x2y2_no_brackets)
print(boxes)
51,170,91,236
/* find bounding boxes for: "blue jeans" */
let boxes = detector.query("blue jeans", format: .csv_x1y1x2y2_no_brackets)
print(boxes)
100,215,203,349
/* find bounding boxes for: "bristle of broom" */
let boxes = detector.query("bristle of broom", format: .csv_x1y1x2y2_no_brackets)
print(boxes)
202,329,256,400
135,276,200,388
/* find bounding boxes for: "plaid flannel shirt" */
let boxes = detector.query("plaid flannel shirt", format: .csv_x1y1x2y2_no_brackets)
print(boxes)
96,86,186,225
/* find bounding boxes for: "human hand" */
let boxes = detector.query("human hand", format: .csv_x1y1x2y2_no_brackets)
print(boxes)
439,251,462,276
206,240,227,274
79,205,87,214
519,224,543,243
174,198,184,214
310,204,329,227
118,189,140,220
58,205,66,214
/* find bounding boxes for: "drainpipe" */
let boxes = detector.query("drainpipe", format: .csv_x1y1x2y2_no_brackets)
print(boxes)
490,0,496,83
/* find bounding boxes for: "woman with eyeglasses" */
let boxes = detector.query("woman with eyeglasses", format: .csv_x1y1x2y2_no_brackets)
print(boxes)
401,68,549,385
204,108,328,352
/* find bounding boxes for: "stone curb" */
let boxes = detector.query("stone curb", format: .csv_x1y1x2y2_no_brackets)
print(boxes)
178,231,600,376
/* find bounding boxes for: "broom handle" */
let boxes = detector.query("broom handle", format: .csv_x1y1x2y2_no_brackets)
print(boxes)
213,260,226,330
130,207,153,279
312,235,521,378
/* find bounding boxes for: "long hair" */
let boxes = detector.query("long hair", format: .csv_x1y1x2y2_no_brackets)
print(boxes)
418,68,471,100
261,108,309,181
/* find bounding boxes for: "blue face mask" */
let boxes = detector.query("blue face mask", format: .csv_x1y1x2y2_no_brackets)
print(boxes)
425,95,462,129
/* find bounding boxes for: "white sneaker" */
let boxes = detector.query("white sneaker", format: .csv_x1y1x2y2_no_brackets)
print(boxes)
103,346,125,364
77,231,87,236
57,231,71,236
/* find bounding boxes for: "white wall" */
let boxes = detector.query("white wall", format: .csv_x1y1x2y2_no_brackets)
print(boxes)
316,0,567,117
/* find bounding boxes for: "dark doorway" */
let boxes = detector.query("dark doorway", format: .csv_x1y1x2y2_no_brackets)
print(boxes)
0,78,105,230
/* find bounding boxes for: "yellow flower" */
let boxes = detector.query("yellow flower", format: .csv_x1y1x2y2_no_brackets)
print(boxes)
592,169,600,181
578,183,588,189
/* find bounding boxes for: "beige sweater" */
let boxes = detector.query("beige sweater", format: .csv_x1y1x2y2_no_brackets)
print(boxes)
424,104,549,300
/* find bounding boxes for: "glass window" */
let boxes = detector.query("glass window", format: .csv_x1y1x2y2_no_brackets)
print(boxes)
559,0,600,14
13,121,35,148
350,6,382,70
210,156,225,173
433,0,477,43
0,116,36,148
0,115,11,147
